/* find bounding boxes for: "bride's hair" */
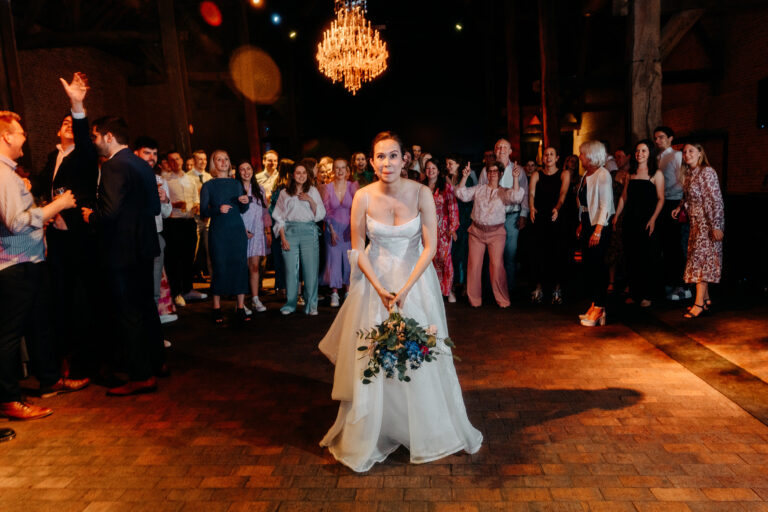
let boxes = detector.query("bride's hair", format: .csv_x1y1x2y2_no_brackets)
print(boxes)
370,131,405,158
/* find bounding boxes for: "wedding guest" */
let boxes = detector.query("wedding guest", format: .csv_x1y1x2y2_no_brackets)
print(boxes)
528,146,570,304
423,158,459,302
456,161,524,308
321,158,357,307
411,144,423,172
524,160,537,178
272,160,326,315
576,141,615,327
561,154,581,272
606,147,631,293
164,150,203,307
318,156,334,185
185,157,195,172
478,139,529,294
268,158,295,295
614,140,664,307
83,115,163,395
256,149,279,201
351,151,374,186
33,73,100,378
188,149,212,281
236,159,271,313
447,155,475,297
200,150,250,324
133,136,175,323
654,126,689,301
1,110,88,419
672,143,724,318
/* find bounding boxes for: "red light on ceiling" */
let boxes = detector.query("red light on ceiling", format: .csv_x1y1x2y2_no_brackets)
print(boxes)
200,1,223,26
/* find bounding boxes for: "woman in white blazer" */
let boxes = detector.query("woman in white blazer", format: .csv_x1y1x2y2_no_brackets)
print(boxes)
576,140,615,326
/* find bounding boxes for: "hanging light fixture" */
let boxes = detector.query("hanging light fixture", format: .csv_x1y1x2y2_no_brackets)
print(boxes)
316,0,388,95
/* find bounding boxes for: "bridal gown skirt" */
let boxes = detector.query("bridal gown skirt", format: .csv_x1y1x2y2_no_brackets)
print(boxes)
318,215,483,473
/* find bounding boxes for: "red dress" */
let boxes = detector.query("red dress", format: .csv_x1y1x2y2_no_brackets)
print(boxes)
432,182,460,296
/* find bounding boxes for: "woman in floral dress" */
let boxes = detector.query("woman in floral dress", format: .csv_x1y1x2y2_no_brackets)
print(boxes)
672,143,724,318
423,158,459,301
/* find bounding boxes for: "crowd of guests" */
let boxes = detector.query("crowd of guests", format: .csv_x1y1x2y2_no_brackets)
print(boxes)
0,73,727,434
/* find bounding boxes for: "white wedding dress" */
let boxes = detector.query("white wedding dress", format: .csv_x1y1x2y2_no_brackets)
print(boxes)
319,213,483,472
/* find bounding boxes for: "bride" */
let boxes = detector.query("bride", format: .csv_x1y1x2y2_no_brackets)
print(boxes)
319,132,483,472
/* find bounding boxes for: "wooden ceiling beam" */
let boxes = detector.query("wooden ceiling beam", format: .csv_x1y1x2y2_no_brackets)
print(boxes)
660,8,704,60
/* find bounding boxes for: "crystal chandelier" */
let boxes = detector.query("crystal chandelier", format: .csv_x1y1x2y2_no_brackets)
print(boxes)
316,0,388,95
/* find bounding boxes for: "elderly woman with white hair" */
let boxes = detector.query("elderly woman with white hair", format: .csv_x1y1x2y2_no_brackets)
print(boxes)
576,140,615,326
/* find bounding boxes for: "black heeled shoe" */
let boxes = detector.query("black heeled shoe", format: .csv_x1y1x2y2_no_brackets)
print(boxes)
212,309,224,325
683,304,708,319
235,307,251,323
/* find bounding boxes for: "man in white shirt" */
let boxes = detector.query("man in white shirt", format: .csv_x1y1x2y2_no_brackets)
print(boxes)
163,150,206,306
187,150,212,282
478,138,529,293
256,150,279,201
653,125,690,301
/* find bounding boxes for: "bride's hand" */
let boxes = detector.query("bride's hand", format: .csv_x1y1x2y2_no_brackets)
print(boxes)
392,287,410,310
376,287,395,309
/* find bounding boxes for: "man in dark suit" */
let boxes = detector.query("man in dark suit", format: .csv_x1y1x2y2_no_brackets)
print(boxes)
32,73,99,378
82,116,162,396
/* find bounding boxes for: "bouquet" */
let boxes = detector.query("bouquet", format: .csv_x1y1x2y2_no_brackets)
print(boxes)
357,309,455,384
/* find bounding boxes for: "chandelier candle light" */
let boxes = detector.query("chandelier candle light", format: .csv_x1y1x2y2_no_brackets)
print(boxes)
316,0,388,95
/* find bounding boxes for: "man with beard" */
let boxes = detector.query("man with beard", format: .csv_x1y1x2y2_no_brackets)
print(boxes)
82,116,162,396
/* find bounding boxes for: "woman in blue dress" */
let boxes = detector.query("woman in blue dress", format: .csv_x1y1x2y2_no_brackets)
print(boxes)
200,150,250,324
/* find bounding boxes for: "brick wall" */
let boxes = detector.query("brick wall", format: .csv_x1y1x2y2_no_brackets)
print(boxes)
662,7,768,195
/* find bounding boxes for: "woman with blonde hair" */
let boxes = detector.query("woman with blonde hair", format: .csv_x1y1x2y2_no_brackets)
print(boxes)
672,143,724,318
576,141,615,326
200,150,251,324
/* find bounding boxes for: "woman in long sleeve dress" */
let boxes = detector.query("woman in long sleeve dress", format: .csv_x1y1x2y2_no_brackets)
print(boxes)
272,161,326,315
321,158,358,307
672,143,724,318
446,156,476,299
200,150,250,324
423,158,460,301
237,160,272,313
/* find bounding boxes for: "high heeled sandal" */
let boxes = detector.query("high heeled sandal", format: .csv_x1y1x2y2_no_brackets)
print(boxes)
579,303,595,320
235,308,251,323
212,309,224,325
683,304,708,319
580,307,606,326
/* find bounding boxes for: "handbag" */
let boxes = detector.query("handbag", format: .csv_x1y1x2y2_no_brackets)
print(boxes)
677,205,688,224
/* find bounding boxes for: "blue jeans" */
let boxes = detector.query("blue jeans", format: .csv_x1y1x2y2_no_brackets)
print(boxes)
504,211,520,291
281,222,320,313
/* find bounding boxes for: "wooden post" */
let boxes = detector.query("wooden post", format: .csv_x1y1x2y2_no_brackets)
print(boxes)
0,0,25,116
503,0,521,157
538,0,560,153
239,3,262,170
158,0,191,157
628,0,662,143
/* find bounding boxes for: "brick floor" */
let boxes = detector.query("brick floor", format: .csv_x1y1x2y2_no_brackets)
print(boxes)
2,292,768,511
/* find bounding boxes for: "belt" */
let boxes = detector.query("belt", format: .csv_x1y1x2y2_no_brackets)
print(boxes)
471,222,504,232
505,206,521,214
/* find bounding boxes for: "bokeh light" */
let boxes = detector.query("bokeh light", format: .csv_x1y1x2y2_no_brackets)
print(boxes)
271,13,282,25
199,1,223,27
229,46,282,105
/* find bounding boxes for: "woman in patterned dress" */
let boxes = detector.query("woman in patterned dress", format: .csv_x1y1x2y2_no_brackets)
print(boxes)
237,160,272,313
672,143,724,318
423,158,459,301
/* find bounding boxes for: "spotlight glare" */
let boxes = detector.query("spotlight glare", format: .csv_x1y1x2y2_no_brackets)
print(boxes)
455,23,463,32
271,13,282,25
289,30,297,39
251,0,262,6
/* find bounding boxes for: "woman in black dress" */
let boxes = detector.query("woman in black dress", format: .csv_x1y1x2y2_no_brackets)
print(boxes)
613,140,664,307
529,146,570,304
200,150,250,324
